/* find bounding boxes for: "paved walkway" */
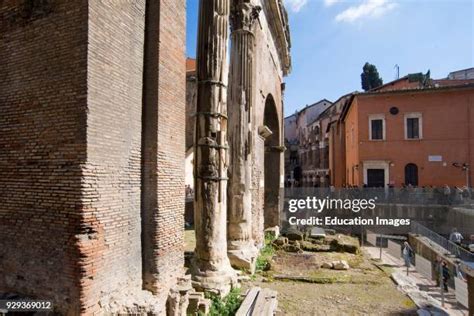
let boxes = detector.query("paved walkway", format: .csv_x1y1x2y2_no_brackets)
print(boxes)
363,246,469,316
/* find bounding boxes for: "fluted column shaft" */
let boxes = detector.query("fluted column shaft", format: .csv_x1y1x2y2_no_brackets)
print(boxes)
227,0,260,271
192,0,236,294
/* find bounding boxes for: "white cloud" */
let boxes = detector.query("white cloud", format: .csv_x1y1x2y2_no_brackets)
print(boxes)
335,0,398,23
284,0,309,13
324,0,341,7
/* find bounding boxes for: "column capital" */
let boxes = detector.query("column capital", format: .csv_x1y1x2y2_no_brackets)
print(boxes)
230,1,261,33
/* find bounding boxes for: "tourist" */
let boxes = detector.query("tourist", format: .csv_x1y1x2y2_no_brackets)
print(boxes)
443,184,451,205
454,259,466,281
441,261,450,291
454,186,463,204
402,242,413,267
461,186,471,201
449,228,463,246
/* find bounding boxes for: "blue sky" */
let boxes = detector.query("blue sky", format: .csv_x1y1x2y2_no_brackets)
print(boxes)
186,0,473,116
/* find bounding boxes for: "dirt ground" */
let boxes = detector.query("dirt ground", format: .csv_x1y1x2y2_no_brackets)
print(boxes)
184,230,415,315
184,229,196,252
243,249,417,316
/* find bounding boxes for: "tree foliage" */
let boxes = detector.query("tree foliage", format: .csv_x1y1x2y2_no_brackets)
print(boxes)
361,62,383,91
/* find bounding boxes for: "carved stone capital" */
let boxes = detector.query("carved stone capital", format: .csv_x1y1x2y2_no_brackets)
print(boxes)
230,1,261,32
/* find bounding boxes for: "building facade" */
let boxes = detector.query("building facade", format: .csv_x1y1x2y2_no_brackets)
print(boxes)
284,99,332,186
338,82,474,188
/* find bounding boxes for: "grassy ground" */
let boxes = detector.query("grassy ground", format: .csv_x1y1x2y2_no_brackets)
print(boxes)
244,249,417,316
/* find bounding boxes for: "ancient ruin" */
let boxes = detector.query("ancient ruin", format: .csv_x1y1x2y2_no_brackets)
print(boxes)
191,0,291,291
0,0,290,313
227,0,261,271
191,0,238,294
0,0,189,314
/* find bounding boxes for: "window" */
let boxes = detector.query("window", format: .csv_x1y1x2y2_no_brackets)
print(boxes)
406,118,419,139
371,120,383,139
405,163,418,186
405,113,422,140
369,115,385,140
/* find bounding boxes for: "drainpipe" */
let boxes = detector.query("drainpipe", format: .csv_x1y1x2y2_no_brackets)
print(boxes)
468,104,472,188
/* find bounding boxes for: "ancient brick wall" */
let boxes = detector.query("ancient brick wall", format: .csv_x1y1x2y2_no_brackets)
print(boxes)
81,0,146,313
0,1,88,314
0,0,186,314
146,0,186,296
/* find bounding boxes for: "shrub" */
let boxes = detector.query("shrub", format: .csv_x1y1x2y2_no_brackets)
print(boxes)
206,287,242,316
255,233,276,273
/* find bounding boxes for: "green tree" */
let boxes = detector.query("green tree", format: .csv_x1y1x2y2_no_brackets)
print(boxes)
361,62,383,91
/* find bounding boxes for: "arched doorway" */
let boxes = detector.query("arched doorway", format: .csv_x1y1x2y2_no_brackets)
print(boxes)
405,163,418,186
263,95,281,229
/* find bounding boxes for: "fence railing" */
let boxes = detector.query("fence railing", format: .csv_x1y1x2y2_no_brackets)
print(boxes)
411,221,474,262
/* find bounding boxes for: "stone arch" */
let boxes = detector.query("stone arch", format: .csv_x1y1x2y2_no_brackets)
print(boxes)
263,94,281,229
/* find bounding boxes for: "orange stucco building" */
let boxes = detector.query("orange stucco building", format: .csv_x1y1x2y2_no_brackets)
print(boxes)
334,82,474,188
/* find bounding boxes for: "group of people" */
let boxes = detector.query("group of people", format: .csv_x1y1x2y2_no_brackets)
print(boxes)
402,241,467,293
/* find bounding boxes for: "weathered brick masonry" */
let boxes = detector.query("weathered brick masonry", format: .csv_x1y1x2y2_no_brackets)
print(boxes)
141,0,186,296
0,1,88,313
0,0,186,314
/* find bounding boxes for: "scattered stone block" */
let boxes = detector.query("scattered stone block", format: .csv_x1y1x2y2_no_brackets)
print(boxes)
238,275,251,282
286,228,304,241
300,241,330,252
264,226,280,239
236,287,278,316
236,287,260,316
333,260,350,270
198,299,211,315
306,236,324,244
328,235,360,254
187,292,210,315
283,244,302,253
310,227,326,238
321,262,334,269
253,288,278,316
273,236,288,246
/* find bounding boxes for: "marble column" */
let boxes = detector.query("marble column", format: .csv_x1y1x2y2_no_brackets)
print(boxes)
192,0,237,295
227,0,260,271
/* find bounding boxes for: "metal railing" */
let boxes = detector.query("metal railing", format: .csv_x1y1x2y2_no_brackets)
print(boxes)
411,221,474,262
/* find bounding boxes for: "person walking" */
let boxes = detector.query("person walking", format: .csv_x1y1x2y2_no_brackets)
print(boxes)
443,184,451,204
449,228,463,246
454,259,466,282
441,261,450,292
402,242,413,268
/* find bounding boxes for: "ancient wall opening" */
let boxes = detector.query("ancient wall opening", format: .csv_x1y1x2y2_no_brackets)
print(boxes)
264,94,281,228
